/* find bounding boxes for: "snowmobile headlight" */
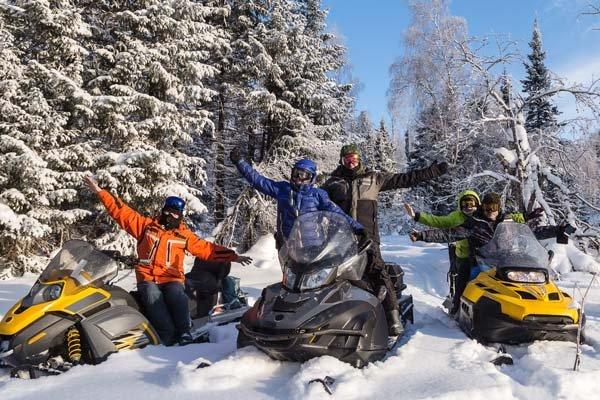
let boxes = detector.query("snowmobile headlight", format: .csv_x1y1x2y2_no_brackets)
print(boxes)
301,268,334,290
282,268,297,289
42,284,63,302
505,270,546,284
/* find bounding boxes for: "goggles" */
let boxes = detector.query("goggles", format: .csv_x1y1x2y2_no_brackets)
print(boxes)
342,153,360,166
291,167,312,182
483,203,500,213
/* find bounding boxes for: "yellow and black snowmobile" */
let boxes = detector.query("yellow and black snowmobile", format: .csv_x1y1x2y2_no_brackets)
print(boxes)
0,240,159,379
458,222,583,344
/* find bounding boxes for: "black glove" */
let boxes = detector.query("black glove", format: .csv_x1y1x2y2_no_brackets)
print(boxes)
410,230,423,242
525,207,545,221
556,223,576,244
431,160,449,176
229,147,242,164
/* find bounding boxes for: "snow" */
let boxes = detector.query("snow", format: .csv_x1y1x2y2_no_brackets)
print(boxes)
1,236,600,399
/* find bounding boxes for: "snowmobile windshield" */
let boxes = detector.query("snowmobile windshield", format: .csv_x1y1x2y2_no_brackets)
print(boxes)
477,222,549,270
40,240,119,286
284,211,360,272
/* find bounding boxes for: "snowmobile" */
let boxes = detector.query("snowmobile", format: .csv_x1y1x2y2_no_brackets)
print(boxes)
0,240,159,379
458,221,584,345
237,211,414,368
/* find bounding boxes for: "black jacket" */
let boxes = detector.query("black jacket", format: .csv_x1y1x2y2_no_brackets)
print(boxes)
322,163,445,244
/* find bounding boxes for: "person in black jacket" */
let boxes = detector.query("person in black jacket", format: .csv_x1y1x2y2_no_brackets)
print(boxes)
322,143,448,336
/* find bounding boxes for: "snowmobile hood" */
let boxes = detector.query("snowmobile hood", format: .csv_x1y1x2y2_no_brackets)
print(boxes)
462,269,580,325
0,277,110,336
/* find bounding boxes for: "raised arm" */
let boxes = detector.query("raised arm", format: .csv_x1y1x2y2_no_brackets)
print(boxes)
84,175,151,239
380,161,448,192
405,202,464,229
233,159,281,198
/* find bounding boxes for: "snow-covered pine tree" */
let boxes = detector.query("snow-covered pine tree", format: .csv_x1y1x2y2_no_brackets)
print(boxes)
521,20,560,136
0,0,93,276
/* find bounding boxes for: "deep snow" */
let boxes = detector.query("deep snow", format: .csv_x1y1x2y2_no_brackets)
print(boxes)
1,235,600,400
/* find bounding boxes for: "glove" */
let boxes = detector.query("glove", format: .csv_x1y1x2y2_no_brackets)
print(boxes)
234,255,253,266
431,160,449,176
557,223,576,245
409,230,423,242
525,207,544,221
229,147,242,164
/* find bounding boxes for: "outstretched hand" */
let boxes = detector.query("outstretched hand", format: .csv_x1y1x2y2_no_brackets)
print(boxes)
404,203,416,219
234,255,253,266
83,174,101,194
525,207,545,222
409,230,423,242
430,160,449,176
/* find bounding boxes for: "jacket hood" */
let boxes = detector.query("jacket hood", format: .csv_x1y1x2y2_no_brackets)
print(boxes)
456,189,481,210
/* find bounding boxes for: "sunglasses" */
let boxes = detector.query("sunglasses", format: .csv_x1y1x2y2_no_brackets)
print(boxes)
483,204,499,213
291,168,312,181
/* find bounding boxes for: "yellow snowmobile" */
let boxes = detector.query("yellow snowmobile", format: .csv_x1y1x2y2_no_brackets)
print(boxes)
0,240,159,378
458,222,583,344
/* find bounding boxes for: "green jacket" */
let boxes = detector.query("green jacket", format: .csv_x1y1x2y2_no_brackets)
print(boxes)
415,190,480,259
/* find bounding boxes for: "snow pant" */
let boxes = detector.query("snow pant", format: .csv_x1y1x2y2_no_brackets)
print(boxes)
450,257,473,315
137,281,190,346
185,259,231,318
364,245,399,312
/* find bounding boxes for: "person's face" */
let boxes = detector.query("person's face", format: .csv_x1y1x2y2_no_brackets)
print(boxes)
342,153,360,170
290,167,312,185
482,203,499,220
460,197,478,215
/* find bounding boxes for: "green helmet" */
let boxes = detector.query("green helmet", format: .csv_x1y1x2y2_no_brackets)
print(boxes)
340,143,361,157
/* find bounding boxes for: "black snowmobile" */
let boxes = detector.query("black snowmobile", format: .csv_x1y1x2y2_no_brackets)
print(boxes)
237,211,414,368
0,240,159,379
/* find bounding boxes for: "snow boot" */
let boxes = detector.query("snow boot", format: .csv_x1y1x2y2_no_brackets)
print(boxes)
387,309,404,337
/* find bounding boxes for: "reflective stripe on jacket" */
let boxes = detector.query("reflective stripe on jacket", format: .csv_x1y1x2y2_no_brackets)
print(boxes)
98,190,236,284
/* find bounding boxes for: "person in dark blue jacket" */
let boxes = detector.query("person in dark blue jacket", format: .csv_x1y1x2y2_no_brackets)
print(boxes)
230,148,364,249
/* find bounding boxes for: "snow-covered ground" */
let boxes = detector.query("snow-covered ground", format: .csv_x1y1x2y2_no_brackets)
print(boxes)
1,236,600,399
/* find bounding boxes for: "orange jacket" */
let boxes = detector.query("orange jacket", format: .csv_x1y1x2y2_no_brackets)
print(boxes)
98,190,237,284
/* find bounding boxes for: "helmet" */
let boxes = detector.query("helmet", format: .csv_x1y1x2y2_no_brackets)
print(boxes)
291,159,317,184
163,196,185,212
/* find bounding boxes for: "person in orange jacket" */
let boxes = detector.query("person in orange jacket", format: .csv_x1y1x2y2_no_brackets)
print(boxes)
83,175,252,345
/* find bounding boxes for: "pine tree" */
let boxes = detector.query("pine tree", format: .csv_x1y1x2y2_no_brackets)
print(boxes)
521,20,559,135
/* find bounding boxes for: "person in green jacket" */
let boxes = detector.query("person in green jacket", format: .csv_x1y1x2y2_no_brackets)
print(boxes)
404,190,481,315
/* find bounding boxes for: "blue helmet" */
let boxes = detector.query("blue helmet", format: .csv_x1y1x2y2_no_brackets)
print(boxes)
292,159,317,184
164,196,185,212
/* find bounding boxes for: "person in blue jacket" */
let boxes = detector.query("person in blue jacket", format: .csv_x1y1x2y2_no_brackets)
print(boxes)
230,147,365,249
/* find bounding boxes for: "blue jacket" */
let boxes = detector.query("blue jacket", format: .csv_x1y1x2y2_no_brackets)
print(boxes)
236,160,364,239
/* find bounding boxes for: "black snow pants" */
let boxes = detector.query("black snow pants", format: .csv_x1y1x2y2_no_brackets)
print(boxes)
364,245,399,312
450,256,473,315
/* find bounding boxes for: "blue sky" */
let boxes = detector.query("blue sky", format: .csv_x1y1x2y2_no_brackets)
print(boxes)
323,0,600,127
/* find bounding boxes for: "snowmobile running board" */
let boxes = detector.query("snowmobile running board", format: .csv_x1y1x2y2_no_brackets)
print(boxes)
190,306,250,341
237,324,367,342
